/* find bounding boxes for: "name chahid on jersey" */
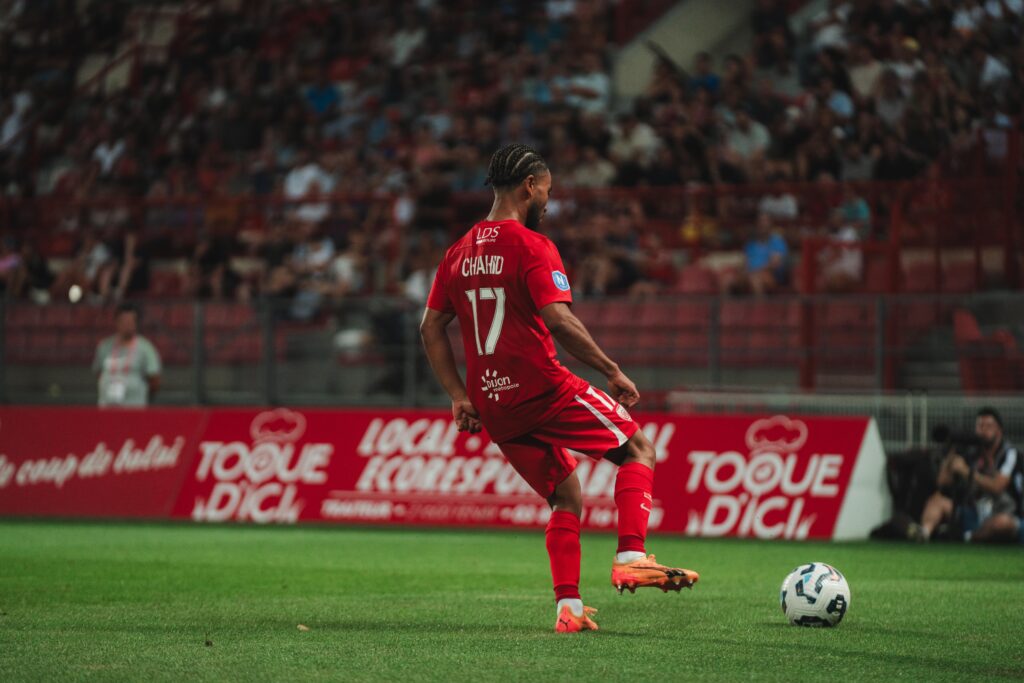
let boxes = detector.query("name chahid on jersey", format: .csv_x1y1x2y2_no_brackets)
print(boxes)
461,255,504,277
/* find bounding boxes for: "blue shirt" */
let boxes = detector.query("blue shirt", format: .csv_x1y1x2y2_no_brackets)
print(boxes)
305,85,340,116
827,90,854,119
745,234,789,275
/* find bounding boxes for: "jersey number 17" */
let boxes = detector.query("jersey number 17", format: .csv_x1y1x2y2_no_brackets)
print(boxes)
465,287,505,356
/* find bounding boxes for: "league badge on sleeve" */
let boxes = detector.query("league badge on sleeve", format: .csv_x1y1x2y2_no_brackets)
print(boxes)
552,271,570,291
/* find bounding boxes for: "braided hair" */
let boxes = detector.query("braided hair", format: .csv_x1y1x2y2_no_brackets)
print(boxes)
485,143,548,190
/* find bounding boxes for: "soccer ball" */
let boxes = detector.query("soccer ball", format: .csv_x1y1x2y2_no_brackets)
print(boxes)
779,562,850,627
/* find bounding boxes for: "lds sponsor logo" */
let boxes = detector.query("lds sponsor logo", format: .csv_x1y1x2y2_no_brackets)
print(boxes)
684,416,840,540
475,226,501,244
190,408,332,524
480,369,519,401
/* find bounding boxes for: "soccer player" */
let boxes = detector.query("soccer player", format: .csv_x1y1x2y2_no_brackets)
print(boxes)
420,144,699,633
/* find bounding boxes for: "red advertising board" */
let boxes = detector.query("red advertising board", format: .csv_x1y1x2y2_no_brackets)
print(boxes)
0,407,889,539
0,407,205,518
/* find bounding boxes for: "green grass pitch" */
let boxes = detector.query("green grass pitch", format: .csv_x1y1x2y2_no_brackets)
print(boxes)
0,521,1022,682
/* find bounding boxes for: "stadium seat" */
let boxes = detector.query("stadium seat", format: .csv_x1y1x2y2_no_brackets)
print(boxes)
674,266,719,295
942,260,977,293
903,262,939,292
720,300,758,367
6,305,43,327
572,300,603,329
147,269,185,297
861,257,896,293
204,303,257,329
601,300,635,331
42,306,73,326
953,309,982,343
205,330,262,364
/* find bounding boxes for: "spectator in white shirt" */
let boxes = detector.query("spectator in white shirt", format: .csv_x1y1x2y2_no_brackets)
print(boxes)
972,45,1012,91
724,107,771,169
284,151,335,224
609,113,661,169
573,146,616,188
93,131,125,177
848,42,884,102
565,52,610,114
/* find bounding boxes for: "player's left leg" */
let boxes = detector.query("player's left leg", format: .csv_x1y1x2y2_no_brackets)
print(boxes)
495,436,597,632
610,430,699,593
546,472,598,633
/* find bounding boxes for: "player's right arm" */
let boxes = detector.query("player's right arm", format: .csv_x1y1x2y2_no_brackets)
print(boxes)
540,302,639,409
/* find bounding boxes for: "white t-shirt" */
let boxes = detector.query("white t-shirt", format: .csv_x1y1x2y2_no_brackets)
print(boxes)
980,55,1011,89
93,139,125,175
609,123,662,166
567,72,610,113
330,253,364,292
824,225,862,280
726,121,771,161
284,163,336,223
758,193,799,220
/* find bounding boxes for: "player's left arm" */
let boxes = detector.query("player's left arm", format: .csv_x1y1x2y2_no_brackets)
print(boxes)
540,302,639,408
420,308,481,433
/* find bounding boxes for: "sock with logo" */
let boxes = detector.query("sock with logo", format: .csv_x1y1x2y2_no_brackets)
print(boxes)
614,462,654,555
546,510,582,604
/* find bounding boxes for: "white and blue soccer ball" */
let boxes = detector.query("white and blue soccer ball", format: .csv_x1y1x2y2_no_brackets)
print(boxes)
779,562,850,627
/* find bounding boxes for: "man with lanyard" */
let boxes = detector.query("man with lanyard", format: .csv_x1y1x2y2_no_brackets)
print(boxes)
93,302,162,407
918,407,1022,543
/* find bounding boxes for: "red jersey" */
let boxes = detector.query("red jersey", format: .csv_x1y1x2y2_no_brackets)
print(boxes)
426,219,589,443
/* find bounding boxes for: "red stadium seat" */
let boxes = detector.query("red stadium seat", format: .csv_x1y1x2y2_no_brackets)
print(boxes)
674,266,719,295
572,300,603,329
953,309,982,343
6,305,43,327
861,257,895,293
42,306,73,326
942,260,977,293
904,262,939,292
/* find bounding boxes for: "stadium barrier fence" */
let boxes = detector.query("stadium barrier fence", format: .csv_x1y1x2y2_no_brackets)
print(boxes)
3,292,1023,405
0,406,887,540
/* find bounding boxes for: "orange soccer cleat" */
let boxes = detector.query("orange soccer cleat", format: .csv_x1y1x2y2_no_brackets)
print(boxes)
554,605,600,633
611,554,700,594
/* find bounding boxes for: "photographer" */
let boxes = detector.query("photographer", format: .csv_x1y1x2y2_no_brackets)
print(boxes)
916,408,1022,543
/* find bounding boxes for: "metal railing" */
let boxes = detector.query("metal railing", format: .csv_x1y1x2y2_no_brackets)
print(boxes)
3,292,1022,411
667,390,1024,455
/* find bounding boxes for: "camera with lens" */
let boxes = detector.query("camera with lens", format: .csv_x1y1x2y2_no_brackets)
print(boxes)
931,424,988,465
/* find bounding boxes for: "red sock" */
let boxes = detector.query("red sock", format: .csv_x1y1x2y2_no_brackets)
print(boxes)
615,462,654,554
545,510,581,602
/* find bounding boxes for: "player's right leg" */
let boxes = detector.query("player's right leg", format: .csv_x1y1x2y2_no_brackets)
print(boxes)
610,429,699,594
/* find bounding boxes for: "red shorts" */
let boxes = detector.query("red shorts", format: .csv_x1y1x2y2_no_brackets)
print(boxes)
496,386,639,498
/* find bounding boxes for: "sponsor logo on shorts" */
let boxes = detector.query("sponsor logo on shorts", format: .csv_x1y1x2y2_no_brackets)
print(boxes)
480,369,520,402
552,270,570,291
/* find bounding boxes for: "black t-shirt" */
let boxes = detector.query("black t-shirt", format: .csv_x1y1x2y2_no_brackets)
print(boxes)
873,153,920,181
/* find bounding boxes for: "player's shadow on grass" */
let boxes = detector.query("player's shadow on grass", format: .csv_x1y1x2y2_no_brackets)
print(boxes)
279,619,648,637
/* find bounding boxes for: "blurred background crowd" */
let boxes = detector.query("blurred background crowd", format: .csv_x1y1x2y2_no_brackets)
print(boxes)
0,0,1021,311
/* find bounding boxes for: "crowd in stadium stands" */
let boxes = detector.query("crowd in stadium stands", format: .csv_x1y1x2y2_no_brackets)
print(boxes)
0,0,1021,309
